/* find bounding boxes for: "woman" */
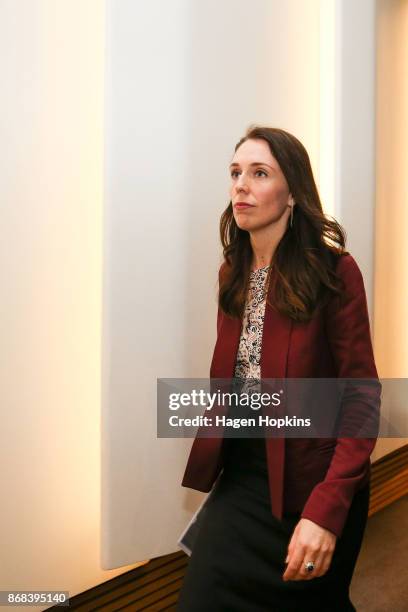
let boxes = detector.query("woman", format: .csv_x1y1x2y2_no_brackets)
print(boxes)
177,126,380,611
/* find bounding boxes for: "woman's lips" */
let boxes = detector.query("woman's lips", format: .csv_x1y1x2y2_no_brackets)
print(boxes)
234,203,254,210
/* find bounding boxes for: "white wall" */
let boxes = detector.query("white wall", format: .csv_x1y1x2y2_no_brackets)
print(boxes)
102,0,321,568
0,1,141,609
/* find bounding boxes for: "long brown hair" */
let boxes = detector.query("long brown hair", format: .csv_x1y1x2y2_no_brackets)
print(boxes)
219,126,347,322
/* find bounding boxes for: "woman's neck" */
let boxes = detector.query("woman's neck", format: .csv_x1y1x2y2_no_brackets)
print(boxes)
249,220,287,270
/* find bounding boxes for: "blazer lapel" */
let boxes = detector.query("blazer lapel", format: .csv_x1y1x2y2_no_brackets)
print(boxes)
261,291,293,520
210,311,242,379
261,293,293,380
182,310,242,492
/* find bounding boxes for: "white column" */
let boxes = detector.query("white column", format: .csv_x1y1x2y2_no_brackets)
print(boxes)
0,0,134,605
319,0,376,314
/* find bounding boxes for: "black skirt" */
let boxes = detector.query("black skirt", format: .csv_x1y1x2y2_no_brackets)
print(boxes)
177,435,370,612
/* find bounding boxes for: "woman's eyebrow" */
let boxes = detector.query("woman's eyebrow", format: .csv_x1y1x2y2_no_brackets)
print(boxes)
229,162,275,169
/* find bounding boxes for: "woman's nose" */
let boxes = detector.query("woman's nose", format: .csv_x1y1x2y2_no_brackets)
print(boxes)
235,174,249,192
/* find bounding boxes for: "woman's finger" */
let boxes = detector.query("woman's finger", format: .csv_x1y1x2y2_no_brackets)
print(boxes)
282,544,306,581
305,548,334,579
305,551,326,579
285,525,299,564
292,552,320,581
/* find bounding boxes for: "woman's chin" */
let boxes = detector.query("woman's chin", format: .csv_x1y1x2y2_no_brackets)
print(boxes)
235,219,266,233
234,218,257,232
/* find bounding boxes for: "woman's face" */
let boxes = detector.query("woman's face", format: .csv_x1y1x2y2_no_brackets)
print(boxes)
229,138,292,232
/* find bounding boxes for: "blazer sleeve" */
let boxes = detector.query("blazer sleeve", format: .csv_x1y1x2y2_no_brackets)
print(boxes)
300,254,381,538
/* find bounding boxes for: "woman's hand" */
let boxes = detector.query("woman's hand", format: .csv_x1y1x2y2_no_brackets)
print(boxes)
282,518,337,581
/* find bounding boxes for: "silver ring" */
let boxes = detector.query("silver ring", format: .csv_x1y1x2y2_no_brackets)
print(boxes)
305,561,315,573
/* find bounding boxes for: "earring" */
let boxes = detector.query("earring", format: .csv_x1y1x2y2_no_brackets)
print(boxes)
289,204,294,228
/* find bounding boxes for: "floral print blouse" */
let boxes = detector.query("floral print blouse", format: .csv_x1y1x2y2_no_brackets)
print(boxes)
234,265,270,382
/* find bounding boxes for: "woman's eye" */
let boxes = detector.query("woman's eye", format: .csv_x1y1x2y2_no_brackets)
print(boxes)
230,169,267,178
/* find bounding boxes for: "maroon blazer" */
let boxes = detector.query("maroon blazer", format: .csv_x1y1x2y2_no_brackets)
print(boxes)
181,254,380,538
